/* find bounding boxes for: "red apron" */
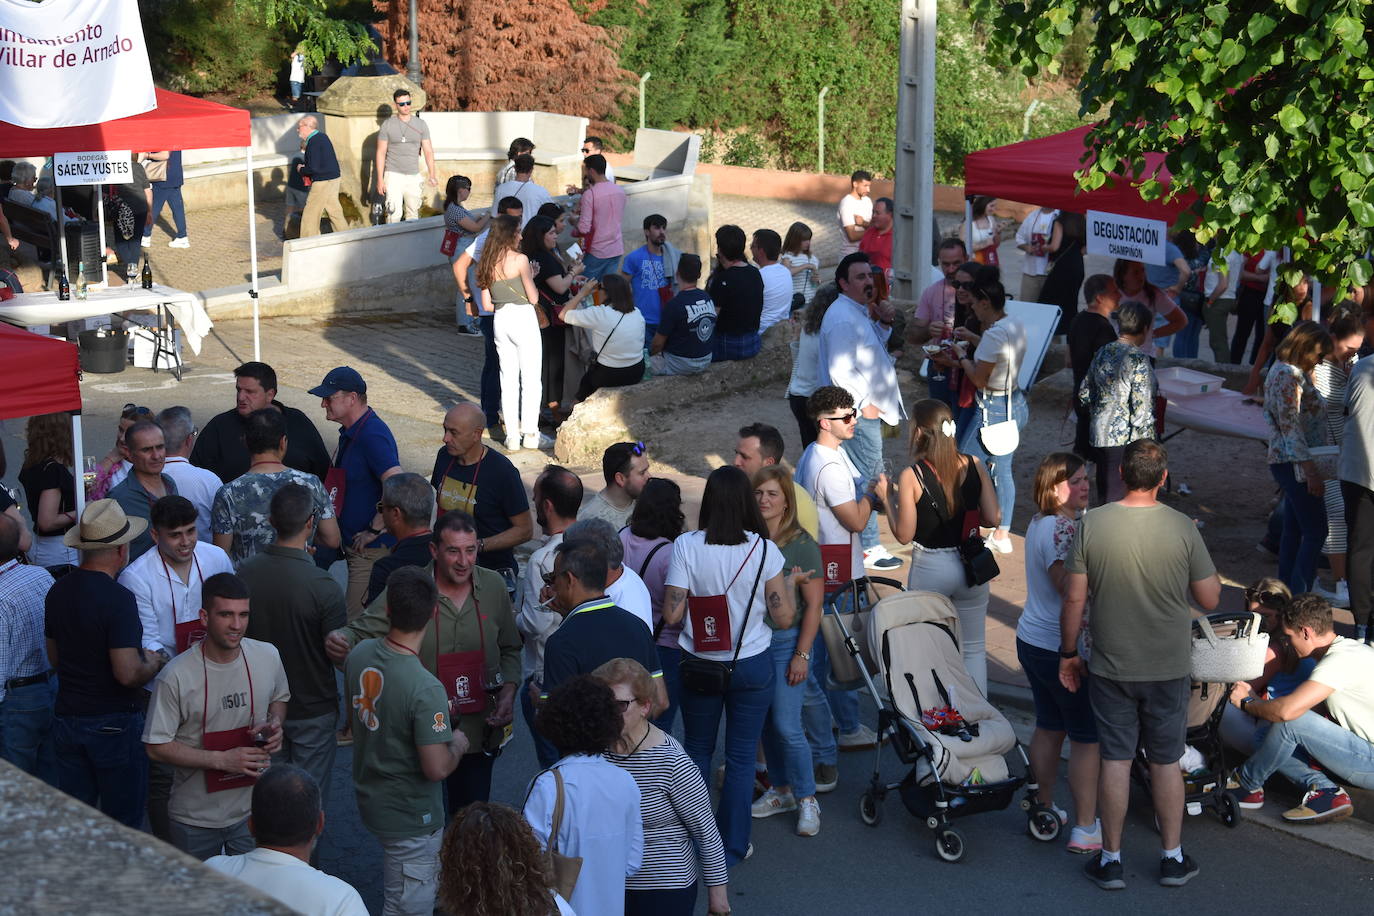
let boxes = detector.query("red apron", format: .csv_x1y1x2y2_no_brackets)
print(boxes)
820,543,853,595
436,595,489,716
688,539,759,653
326,409,373,518
200,647,258,794
164,552,207,655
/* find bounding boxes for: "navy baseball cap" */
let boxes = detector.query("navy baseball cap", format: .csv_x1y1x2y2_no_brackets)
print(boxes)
309,366,367,397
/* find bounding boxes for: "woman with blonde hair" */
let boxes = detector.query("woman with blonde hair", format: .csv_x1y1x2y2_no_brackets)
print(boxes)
478,213,544,451
1263,319,1333,593
749,465,824,836
19,412,78,573
876,398,998,692
438,801,574,916
595,657,730,916
1017,451,1100,853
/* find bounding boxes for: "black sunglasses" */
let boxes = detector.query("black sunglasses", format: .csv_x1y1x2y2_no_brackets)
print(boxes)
396,100,413,106
822,410,858,423
122,403,152,417
614,699,633,711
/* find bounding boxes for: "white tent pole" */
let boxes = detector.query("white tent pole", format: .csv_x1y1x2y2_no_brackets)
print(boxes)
55,183,72,286
71,413,86,518
964,197,974,256
246,145,260,361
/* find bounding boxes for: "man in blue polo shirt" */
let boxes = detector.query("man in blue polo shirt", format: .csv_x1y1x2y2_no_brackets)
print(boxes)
309,366,404,618
650,254,715,376
539,536,665,769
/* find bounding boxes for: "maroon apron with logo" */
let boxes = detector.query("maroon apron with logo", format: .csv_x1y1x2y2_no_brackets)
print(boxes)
688,539,759,653
201,648,257,793
820,543,852,595
436,596,489,716
326,409,373,518
164,553,206,654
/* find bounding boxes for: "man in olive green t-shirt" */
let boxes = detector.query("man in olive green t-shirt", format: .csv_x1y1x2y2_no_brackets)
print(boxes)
346,566,468,916
1058,440,1220,892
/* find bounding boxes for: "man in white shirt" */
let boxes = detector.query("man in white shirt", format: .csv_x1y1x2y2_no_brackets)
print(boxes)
517,465,583,768
156,406,222,543
491,154,552,228
836,170,873,257
1230,594,1374,824
582,441,650,530
753,228,793,333
817,252,905,571
794,385,885,754
1015,206,1059,302
206,764,367,916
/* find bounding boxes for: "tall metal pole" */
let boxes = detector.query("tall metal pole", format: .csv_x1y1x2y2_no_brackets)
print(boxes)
818,86,830,174
407,0,423,87
639,72,652,129
891,0,936,303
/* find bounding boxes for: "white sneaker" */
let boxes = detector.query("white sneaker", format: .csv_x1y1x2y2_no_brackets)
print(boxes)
837,724,878,750
502,437,523,453
863,544,902,570
167,237,190,249
139,235,151,249
751,787,797,819
796,797,821,836
986,534,1014,555
523,432,555,451
1315,580,1351,608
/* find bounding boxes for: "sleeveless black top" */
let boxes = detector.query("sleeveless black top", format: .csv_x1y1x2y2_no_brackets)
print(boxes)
911,459,982,549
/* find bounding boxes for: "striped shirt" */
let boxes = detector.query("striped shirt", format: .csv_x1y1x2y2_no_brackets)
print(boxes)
1314,355,1354,447
0,560,55,702
606,734,728,890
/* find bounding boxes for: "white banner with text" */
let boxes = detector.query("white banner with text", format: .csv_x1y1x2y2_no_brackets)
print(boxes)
1086,210,1168,266
0,0,155,129
53,150,131,185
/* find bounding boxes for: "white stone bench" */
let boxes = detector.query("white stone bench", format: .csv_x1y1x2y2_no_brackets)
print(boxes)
615,129,701,183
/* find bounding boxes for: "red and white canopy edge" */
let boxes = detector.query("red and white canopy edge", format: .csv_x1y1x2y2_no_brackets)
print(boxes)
0,322,89,516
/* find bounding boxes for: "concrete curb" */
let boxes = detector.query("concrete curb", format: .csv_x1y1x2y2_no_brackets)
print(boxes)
987,679,1374,862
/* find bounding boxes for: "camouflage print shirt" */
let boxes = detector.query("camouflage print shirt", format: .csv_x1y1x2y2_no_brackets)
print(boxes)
211,469,334,567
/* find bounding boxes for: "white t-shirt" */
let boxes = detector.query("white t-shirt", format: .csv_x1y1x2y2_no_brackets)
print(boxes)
665,531,783,662
973,315,1028,392
837,194,872,256
794,442,863,580
1310,636,1374,744
562,305,647,368
1017,514,1078,652
607,565,653,631
206,847,367,916
1206,251,1244,299
1015,208,1058,277
758,262,793,332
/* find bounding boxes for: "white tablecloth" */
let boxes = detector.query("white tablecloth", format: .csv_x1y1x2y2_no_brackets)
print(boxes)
1163,388,1268,443
0,284,213,355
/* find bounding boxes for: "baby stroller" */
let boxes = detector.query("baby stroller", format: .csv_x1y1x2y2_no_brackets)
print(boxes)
828,586,1059,862
1130,612,1262,829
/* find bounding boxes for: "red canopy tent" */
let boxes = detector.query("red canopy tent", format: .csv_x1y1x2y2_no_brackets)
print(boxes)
963,125,1199,223
0,89,265,358
0,323,81,421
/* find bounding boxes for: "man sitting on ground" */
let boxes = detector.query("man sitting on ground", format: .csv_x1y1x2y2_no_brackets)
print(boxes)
650,254,716,376
1230,593,1374,823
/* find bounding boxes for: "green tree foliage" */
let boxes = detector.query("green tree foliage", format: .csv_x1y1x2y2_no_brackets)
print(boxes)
972,0,1374,288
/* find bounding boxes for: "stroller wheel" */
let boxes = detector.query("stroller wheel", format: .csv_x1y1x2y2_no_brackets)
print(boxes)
926,815,941,830
859,790,883,827
934,827,965,863
1217,790,1241,828
1027,807,1062,842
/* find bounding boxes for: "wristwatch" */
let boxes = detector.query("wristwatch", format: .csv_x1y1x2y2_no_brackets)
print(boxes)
478,538,485,553
366,526,381,535
1058,648,1079,659
1241,696,1256,710
794,649,812,661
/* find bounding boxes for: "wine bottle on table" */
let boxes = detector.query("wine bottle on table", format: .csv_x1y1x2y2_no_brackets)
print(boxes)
57,263,70,301
141,258,153,290
75,262,87,301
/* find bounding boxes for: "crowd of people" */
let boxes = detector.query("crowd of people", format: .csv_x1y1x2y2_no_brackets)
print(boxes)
11,165,1374,910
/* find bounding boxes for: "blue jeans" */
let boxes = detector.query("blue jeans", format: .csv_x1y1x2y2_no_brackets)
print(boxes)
841,416,884,550
1171,311,1204,359
679,649,773,866
652,644,682,734
145,185,187,239
761,629,816,798
521,676,560,769
53,710,148,829
626,883,698,916
479,314,502,428
1271,462,1327,594
959,389,1029,532
0,678,57,785
802,596,862,763
289,80,303,99
643,323,658,349
928,372,955,410
582,253,622,280
1239,709,1374,793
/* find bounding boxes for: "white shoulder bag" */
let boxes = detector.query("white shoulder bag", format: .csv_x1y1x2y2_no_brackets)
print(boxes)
977,331,1019,456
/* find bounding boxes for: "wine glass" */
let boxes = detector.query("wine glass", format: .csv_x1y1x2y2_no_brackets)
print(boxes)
125,260,138,287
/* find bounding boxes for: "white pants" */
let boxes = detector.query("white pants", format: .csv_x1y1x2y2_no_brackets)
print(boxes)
493,302,543,438
906,544,991,695
383,170,424,221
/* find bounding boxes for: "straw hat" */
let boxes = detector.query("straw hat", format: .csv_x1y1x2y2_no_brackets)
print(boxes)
63,499,147,550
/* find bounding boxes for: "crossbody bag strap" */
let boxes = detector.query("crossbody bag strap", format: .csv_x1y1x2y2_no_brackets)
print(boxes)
728,539,768,673
592,313,628,366
643,539,671,641
550,768,566,857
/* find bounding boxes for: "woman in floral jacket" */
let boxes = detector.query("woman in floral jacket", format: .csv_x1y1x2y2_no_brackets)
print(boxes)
1077,301,1156,504
1263,320,1334,593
